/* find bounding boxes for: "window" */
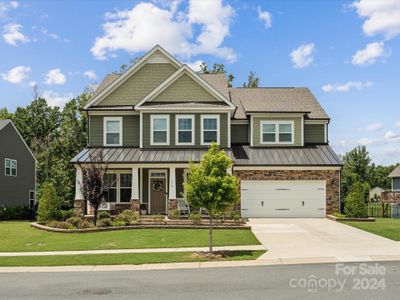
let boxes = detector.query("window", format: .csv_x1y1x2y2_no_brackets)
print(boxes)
104,117,122,146
151,115,169,145
260,121,294,144
5,158,17,176
201,115,219,145
29,190,35,208
103,173,132,203
103,174,117,202
176,115,194,145
120,174,132,203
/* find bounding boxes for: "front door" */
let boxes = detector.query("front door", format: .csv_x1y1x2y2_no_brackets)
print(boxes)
150,177,166,214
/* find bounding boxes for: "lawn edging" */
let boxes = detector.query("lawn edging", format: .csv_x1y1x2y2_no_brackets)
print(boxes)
31,222,251,233
327,215,375,222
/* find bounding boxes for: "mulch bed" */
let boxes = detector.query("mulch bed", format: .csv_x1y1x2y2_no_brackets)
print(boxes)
327,215,376,222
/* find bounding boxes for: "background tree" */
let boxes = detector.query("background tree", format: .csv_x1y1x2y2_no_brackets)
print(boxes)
242,71,260,88
184,143,238,252
199,62,235,88
0,108,12,119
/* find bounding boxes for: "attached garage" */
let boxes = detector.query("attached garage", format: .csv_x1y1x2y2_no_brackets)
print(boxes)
240,180,326,218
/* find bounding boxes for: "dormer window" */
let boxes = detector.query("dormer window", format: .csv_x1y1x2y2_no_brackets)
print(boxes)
176,115,194,145
201,115,220,145
260,121,294,144
151,115,169,145
104,117,123,146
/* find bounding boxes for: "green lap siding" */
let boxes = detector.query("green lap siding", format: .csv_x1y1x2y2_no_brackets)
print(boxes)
89,115,140,147
142,113,228,148
304,124,325,144
393,178,400,191
231,124,248,144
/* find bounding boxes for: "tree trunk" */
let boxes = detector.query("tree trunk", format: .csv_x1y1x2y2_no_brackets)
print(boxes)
93,206,98,226
209,215,213,253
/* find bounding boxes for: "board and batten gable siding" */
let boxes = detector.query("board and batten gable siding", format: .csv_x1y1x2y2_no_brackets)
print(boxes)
98,63,178,106
231,124,249,144
0,123,35,207
304,124,326,144
89,115,140,147
142,113,229,148
152,74,219,102
393,178,400,191
252,114,303,147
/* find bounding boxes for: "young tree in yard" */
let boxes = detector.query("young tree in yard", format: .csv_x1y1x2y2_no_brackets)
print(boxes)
184,143,238,252
37,182,61,223
344,182,369,218
79,150,110,226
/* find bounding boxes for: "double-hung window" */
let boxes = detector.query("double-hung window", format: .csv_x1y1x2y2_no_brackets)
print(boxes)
103,172,132,203
201,115,219,145
260,121,294,144
176,115,194,145
104,117,122,146
151,115,169,145
5,158,17,176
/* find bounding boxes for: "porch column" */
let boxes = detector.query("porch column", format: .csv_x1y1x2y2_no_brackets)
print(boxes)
74,165,85,215
227,167,232,175
131,166,140,215
168,167,177,217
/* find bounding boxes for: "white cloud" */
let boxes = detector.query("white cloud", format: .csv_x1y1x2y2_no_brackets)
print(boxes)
352,0,400,39
44,69,66,85
322,81,372,92
365,122,383,132
357,137,382,146
384,130,399,139
91,0,236,62
39,27,69,43
83,70,97,80
185,60,202,72
1,65,30,84
28,80,36,87
290,43,315,69
2,23,30,46
0,1,19,19
41,90,73,108
257,6,272,29
351,41,390,65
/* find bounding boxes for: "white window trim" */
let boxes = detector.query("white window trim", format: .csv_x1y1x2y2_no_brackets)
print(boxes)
175,115,195,146
201,114,220,146
260,120,295,145
150,115,170,146
104,171,132,203
103,117,123,146
4,158,17,177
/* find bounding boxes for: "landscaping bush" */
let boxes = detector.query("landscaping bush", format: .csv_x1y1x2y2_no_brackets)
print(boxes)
114,209,139,226
77,219,93,229
47,221,74,229
112,219,126,227
344,182,368,218
60,209,75,221
66,216,81,227
0,205,30,221
332,212,346,218
152,214,165,224
169,209,180,220
188,212,201,224
37,182,62,223
98,218,113,227
230,211,241,223
98,211,111,220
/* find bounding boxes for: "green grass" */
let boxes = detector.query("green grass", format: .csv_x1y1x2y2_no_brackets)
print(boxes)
343,218,400,241
0,222,260,252
0,251,265,267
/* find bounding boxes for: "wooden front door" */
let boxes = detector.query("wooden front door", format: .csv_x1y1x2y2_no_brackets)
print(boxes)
150,177,166,214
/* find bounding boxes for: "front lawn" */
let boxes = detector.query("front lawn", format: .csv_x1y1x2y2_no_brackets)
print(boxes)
343,218,400,241
0,250,265,267
0,222,260,252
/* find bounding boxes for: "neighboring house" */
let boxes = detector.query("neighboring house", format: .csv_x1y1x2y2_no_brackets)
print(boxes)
389,166,400,192
369,187,385,202
0,119,36,208
72,45,342,218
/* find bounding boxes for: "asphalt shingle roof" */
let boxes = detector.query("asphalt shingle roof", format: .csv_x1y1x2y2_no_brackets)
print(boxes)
199,73,230,99
389,166,400,178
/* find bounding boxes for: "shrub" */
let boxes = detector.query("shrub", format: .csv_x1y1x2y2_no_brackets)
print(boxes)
152,214,165,223
211,211,225,220
37,182,62,223
188,212,201,224
66,216,81,227
169,209,180,220
230,211,241,223
60,209,75,221
77,220,93,229
47,221,74,229
0,205,30,221
114,209,139,225
332,212,346,218
112,219,126,227
98,218,113,227
344,182,368,218
98,211,111,220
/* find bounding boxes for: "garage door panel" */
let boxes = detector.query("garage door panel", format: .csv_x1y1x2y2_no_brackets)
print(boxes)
241,180,326,218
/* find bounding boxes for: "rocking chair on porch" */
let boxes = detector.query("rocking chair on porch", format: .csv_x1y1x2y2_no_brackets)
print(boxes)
177,198,190,215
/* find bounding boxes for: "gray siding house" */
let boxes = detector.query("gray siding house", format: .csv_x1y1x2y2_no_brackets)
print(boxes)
389,166,400,191
72,45,342,218
0,120,36,208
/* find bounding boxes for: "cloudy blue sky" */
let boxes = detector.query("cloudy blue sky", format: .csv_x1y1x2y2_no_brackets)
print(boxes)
0,0,399,165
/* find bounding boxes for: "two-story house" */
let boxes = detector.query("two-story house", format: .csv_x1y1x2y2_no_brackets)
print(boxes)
72,45,342,218
0,119,36,208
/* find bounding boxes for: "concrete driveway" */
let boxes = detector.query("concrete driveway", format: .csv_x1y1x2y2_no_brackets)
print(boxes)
249,218,400,263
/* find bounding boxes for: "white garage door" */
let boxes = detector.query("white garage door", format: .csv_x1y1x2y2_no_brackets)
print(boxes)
241,180,326,218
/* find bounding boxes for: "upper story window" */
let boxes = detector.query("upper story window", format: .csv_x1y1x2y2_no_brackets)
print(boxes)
104,117,122,146
201,115,220,145
176,115,194,145
260,121,294,144
5,158,17,176
151,115,169,145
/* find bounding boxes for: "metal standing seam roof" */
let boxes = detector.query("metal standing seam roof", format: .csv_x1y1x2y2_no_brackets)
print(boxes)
232,145,342,166
389,166,400,177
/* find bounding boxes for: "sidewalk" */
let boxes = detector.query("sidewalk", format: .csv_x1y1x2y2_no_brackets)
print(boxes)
0,245,265,257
